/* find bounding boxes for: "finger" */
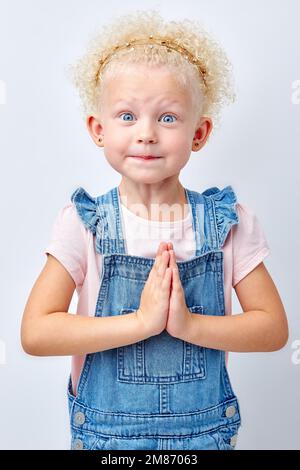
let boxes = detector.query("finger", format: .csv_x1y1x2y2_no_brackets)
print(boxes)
154,244,166,272
167,242,173,251
157,241,168,256
153,243,169,273
158,250,169,276
169,249,176,268
155,247,168,267
153,253,161,269
162,267,172,289
156,242,167,260
155,242,162,257
172,264,181,290
161,250,170,268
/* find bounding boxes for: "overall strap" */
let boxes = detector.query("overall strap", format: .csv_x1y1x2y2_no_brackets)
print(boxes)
186,185,239,255
71,186,126,254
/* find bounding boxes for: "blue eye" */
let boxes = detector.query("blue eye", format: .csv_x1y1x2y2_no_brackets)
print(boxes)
160,114,177,123
120,112,134,121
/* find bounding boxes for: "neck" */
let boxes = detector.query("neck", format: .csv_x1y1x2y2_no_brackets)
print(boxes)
118,177,189,222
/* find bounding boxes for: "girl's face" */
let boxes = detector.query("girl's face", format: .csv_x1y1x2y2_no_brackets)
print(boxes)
87,64,211,185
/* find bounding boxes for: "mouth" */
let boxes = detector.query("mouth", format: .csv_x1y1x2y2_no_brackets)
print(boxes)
129,155,162,160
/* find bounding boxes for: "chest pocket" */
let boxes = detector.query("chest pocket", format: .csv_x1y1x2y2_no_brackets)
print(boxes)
117,306,206,384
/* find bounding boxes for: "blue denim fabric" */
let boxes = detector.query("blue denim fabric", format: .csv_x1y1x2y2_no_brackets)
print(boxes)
68,185,242,450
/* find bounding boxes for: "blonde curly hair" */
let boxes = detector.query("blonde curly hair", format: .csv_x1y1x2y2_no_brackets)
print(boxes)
66,9,236,134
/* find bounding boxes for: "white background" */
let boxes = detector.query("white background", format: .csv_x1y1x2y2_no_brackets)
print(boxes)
0,0,299,449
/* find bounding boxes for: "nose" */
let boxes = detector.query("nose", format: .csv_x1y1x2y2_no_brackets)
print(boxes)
137,135,157,144
136,117,158,144
136,125,157,144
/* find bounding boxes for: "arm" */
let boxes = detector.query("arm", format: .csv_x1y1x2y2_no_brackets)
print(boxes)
179,262,289,352
21,254,149,356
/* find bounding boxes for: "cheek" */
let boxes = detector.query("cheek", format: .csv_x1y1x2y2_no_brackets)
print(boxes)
104,129,128,154
168,135,191,155
103,150,122,173
171,140,192,168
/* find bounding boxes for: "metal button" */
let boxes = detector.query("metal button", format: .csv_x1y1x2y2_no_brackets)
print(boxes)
73,438,84,450
225,405,236,418
230,434,238,447
74,411,85,425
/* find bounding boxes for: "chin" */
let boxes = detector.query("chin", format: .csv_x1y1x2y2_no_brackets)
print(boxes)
131,175,168,185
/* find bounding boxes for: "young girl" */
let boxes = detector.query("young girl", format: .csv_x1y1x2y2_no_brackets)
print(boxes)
21,10,288,451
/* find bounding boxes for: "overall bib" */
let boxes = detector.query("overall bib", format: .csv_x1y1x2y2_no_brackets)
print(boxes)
67,184,242,450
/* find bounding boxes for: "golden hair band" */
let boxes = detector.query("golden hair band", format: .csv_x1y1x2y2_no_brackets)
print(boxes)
95,35,207,87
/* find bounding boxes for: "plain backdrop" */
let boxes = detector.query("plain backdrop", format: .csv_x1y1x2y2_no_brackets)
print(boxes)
0,0,299,450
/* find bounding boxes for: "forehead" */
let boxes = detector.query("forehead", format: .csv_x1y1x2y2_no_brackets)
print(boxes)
103,65,191,106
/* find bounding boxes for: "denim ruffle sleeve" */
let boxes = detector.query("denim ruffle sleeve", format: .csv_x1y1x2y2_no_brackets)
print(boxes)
71,187,99,235
203,185,239,248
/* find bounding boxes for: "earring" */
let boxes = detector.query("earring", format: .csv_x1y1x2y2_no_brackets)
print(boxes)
98,136,103,142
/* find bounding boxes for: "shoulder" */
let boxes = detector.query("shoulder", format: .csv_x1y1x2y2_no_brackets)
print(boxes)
46,201,92,256
45,202,92,289
232,202,267,237
50,202,89,238
230,202,271,286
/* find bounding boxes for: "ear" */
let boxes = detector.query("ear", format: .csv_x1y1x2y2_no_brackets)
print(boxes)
192,117,213,152
86,115,104,147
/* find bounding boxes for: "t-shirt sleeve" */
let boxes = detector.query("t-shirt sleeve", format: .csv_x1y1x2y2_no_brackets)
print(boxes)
231,203,271,287
44,203,88,288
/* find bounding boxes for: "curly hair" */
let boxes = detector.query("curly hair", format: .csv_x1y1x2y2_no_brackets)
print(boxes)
66,9,236,135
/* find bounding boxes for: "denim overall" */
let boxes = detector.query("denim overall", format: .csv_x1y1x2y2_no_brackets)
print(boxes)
67,184,242,450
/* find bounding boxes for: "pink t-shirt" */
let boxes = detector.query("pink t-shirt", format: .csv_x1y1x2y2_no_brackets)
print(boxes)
45,196,270,396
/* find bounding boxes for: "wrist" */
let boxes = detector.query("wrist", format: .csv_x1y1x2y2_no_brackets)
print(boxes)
134,308,153,339
180,309,196,342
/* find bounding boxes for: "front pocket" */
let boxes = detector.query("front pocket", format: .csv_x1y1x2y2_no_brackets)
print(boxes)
117,306,206,384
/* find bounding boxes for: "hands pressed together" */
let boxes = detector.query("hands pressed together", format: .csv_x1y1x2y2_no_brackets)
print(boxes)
136,241,193,339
